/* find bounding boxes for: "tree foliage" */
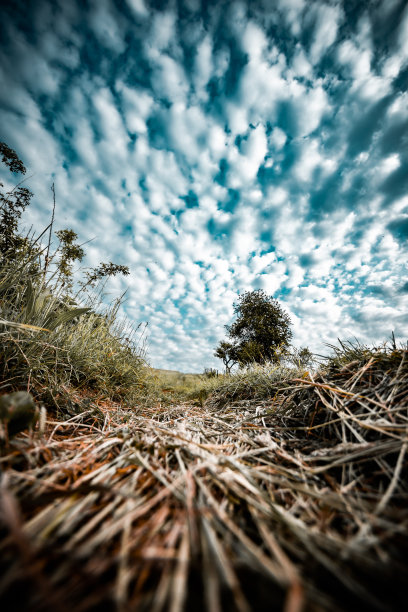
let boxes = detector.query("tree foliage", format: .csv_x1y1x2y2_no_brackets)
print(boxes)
0,142,26,174
0,142,34,256
214,341,239,374
215,289,293,370
84,262,130,288
55,229,85,287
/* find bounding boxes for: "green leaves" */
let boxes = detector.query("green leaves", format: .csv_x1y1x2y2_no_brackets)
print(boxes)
55,229,85,286
215,290,293,368
20,278,90,331
84,262,130,288
44,307,90,331
0,142,26,174
0,318,50,332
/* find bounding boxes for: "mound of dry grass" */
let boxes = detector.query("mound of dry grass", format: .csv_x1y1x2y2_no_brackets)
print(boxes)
0,343,407,611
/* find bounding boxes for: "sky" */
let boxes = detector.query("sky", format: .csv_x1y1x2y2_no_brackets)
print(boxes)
0,0,407,372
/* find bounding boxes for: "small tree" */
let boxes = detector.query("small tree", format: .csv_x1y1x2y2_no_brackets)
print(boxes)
214,341,239,374
290,346,314,368
215,289,292,368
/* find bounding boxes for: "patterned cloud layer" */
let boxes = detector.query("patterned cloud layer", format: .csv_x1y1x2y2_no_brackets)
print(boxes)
1,0,407,371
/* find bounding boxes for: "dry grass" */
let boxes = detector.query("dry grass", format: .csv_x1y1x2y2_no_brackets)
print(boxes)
1,342,407,611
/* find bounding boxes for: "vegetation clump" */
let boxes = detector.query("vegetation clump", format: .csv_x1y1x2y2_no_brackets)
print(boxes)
0,143,148,412
215,289,293,371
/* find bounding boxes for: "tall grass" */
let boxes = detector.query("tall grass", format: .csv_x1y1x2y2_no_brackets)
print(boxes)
0,240,149,408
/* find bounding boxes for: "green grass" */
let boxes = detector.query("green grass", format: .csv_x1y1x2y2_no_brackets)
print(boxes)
203,361,308,408
0,241,150,411
147,368,217,404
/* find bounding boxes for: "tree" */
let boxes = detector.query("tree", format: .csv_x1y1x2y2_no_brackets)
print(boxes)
214,341,239,374
290,346,314,368
0,142,34,256
215,289,292,368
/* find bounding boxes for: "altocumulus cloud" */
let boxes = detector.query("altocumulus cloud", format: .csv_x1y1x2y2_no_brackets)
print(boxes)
0,0,407,372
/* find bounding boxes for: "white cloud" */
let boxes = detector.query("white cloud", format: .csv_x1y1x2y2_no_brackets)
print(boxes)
269,127,287,150
194,35,213,97
88,0,126,54
337,40,371,80
1,0,407,372
294,83,328,137
117,83,154,134
149,11,176,52
242,21,268,61
294,139,337,183
237,54,285,128
228,124,268,187
291,44,313,78
308,2,343,65
166,103,208,160
379,154,400,177
397,4,408,60
277,0,305,38
126,0,148,18
150,54,189,103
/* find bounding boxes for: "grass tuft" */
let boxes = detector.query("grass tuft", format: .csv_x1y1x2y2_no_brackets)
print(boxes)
0,241,149,412
205,361,308,408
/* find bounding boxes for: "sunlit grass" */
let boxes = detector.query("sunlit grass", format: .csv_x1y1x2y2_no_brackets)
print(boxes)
0,241,149,409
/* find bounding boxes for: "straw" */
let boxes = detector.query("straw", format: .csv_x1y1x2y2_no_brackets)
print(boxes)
1,344,407,611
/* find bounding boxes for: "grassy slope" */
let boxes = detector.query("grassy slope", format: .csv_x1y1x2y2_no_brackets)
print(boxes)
1,343,408,612
148,368,221,405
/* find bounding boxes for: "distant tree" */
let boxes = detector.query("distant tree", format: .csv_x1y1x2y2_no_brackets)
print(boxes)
203,368,218,378
214,341,239,374
291,346,314,367
215,289,292,369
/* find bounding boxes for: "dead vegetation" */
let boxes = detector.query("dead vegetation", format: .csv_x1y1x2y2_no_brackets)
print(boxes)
1,342,407,611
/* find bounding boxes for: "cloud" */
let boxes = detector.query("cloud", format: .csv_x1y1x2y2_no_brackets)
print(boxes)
227,124,268,187
307,2,343,65
126,0,148,18
88,0,127,54
0,0,407,372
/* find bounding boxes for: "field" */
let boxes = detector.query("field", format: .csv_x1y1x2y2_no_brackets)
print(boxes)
1,343,407,612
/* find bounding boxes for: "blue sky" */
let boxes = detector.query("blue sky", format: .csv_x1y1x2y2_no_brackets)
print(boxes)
1,0,407,372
